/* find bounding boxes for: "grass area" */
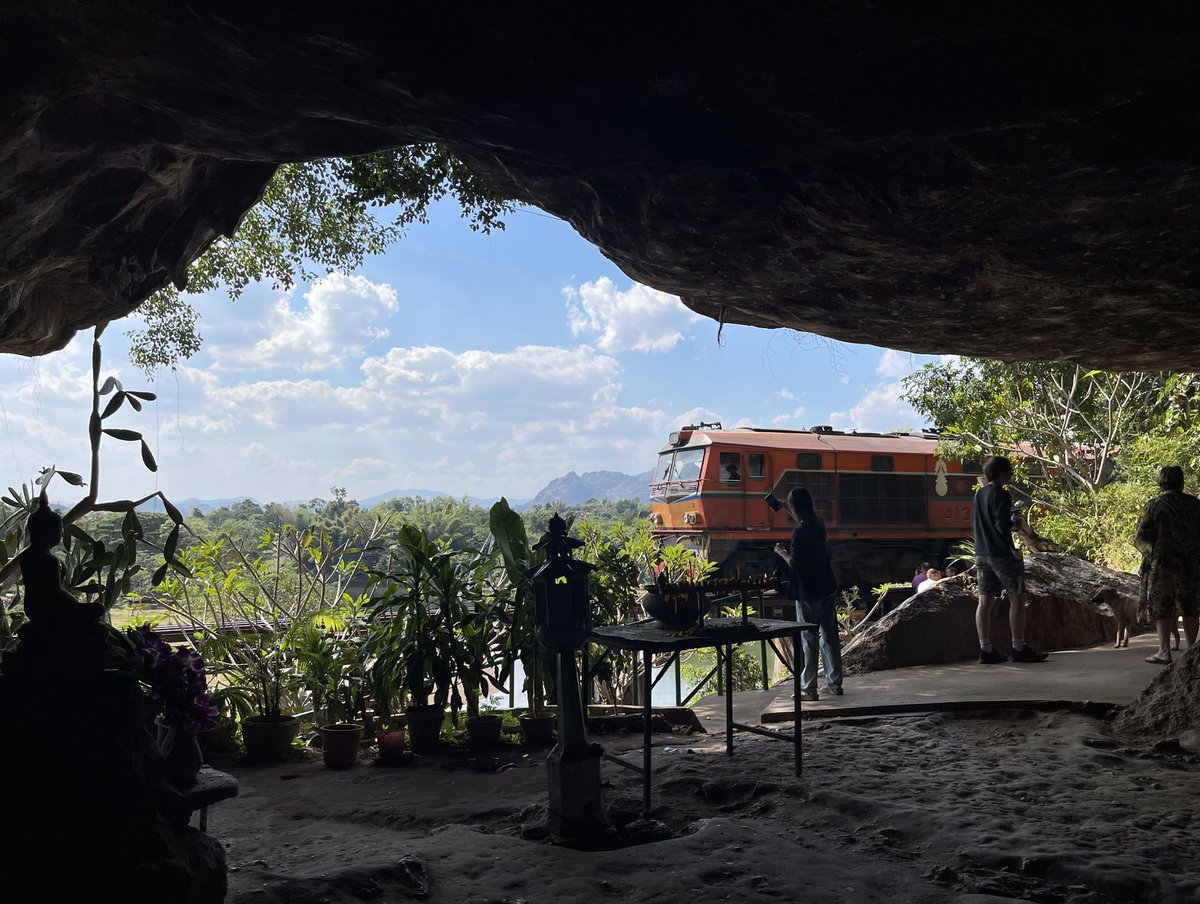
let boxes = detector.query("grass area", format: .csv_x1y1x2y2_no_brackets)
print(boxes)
108,604,174,628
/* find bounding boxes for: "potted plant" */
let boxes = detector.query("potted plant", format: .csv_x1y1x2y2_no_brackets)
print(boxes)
487,500,556,745
364,653,405,759
290,608,368,768
366,525,465,755
638,543,718,627
150,524,387,764
454,553,505,749
123,626,217,786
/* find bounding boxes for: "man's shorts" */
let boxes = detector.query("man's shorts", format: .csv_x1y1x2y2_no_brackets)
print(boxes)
975,555,1025,596
1146,567,1200,620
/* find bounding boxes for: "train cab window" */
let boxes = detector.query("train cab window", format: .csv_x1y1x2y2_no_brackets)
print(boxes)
869,455,894,472
961,459,982,475
748,454,765,480
796,453,822,470
654,453,675,482
719,452,741,484
672,448,705,481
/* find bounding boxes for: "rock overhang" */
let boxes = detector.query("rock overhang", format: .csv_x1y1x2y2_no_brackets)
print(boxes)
2,3,1199,367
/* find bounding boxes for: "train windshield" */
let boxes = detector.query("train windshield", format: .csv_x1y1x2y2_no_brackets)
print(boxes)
654,448,705,482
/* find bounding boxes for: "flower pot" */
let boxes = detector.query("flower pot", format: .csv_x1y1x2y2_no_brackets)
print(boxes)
466,714,503,750
376,727,407,762
403,704,445,755
241,714,300,763
159,725,204,787
197,719,237,755
640,588,707,628
320,722,363,768
518,711,556,746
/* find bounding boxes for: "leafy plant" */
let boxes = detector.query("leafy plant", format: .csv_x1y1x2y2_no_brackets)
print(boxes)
486,498,558,716
152,524,384,721
365,524,473,721
0,327,189,640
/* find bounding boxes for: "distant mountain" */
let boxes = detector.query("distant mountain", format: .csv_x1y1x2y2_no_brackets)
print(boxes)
527,469,652,507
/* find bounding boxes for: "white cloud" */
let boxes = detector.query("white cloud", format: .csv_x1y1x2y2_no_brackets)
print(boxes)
828,382,922,433
167,342,672,499
771,406,808,427
563,277,702,353
876,349,916,379
779,388,795,400
210,273,398,372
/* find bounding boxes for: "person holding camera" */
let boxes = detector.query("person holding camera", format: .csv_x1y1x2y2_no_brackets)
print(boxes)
973,455,1048,664
774,487,843,700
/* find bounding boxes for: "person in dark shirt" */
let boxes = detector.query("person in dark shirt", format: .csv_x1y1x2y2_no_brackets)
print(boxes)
972,456,1048,664
774,487,842,699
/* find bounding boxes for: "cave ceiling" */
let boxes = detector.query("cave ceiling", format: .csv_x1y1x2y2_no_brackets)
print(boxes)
2,3,1199,369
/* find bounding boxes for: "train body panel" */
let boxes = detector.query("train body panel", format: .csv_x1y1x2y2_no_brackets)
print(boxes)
649,424,979,590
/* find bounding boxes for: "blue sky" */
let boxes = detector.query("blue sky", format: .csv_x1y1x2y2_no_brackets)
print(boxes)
0,199,941,505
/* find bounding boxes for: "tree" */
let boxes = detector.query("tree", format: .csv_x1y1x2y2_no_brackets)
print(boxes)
901,357,1186,568
902,358,1167,500
126,146,512,374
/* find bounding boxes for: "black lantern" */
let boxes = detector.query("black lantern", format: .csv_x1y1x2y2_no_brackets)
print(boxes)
525,514,608,838
528,513,594,653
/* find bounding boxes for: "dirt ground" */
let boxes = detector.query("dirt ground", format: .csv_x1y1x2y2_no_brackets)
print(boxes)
209,708,1200,904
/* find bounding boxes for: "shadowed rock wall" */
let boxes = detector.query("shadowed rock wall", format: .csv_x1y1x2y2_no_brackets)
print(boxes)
2,4,1200,364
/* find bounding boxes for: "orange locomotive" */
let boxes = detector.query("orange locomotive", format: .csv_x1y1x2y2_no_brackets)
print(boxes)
648,423,980,591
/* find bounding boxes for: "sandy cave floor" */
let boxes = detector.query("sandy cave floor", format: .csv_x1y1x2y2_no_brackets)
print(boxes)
209,708,1200,904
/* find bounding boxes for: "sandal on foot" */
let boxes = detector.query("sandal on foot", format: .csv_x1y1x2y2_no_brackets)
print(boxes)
1145,653,1172,665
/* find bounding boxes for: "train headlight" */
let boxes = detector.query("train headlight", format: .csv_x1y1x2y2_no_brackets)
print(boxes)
649,513,663,525
683,511,701,525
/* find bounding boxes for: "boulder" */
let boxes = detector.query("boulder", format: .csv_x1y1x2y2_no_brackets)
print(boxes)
842,553,1136,674
1112,644,1200,739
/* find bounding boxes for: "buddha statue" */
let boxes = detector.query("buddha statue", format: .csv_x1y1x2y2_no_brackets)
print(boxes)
19,493,104,627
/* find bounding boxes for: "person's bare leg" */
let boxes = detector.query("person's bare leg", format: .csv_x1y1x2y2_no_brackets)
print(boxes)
1183,615,1198,648
1008,591,1028,640
976,593,997,645
1153,618,1173,661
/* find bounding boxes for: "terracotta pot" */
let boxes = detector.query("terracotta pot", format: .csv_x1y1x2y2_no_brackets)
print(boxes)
320,722,363,768
466,714,503,749
376,727,406,761
241,714,300,763
403,704,445,755
518,712,556,746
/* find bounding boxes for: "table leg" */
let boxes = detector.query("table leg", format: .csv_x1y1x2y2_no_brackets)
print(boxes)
794,636,802,776
724,644,734,756
642,648,652,813
199,806,209,833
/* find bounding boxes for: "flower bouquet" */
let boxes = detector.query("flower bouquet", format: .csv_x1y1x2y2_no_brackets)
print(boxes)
124,626,217,785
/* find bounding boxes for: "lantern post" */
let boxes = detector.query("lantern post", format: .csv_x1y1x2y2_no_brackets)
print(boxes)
527,514,608,837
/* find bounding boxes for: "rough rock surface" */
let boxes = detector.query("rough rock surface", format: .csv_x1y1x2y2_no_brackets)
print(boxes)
3,5,1200,366
1113,643,1200,739
842,553,1137,674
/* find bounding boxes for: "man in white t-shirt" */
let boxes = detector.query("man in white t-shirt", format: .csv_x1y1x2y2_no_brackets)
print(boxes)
916,568,942,593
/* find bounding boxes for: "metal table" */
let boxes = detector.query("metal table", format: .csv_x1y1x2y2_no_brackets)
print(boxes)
588,616,817,812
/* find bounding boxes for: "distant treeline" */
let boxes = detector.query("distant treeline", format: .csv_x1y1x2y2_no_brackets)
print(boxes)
56,491,648,599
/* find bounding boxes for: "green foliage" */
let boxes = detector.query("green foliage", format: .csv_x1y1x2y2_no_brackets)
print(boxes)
126,147,513,374
681,646,762,696
901,356,1197,571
